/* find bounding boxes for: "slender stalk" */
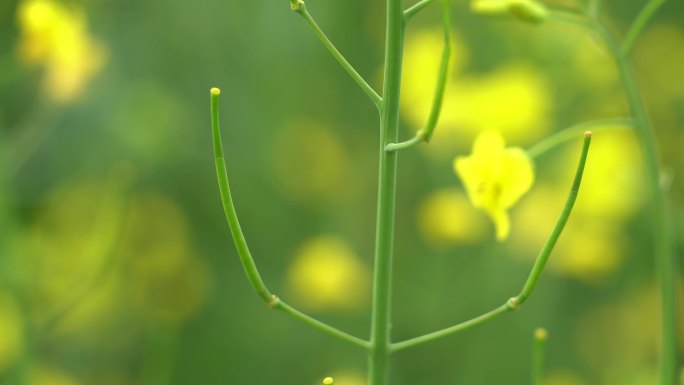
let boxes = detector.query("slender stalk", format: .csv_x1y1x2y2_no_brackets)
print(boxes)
368,0,404,383
517,132,591,303
210,88,369,349
527,118,630,159
391,133,592,353
294,4,382,109
532,328,548,385
421,0,451,143
591,21,678,385
622,0,668,56
274,299,370,349
391,302,514,352
386,0,451,153
211,88,272,303
404,0,435,21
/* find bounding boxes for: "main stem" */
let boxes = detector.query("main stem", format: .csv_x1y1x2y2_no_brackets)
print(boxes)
595,23,678,385
618,53,678,385
369,0,404,384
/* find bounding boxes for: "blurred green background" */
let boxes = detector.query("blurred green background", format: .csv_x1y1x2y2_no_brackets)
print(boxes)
1,0,683,384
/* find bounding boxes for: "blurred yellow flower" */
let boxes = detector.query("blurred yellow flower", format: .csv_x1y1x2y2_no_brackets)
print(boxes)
442,64,552,146
512,185,625,282
418,188,487,246
454,130,534,241
400,26,551,159
120,192,211,326
287,236,370,311
401,27,467,118
16,0,107,103
0,292,24,373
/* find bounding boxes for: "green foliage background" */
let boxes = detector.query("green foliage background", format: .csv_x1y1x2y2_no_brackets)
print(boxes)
0,0,683,384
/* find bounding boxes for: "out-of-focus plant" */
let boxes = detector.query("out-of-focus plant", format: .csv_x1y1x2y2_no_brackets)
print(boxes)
208,0,679,385
16,0,106,104
0,2,110,383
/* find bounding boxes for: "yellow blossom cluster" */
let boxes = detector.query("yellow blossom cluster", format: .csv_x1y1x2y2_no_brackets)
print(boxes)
16,0,107,103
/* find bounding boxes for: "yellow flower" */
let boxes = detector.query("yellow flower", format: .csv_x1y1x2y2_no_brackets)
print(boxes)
418,188,487,246
16,0,107,103
287,236,370,311
454,130,534,241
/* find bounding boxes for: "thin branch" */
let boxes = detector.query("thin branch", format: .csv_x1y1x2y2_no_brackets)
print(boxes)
391,133,593,353
391,302,514,352
274,298,370,349
386,0,451,152
517,132,592,302
294,4,382,109
527,118,631,159
404,0,435,21
210,88,369,349
385,134,423,152
622,0,668,56
211,87,272,303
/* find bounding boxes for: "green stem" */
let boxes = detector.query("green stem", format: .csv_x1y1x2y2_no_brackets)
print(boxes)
404,0,435,21
211,88,272,303
592,21,678,385
274,299,370,349
517,132,591,303
527,118,631,159
295,4,382,109
532,328,548,385
391,133,592,353
385,134,423,152
391,302,514,352
368,0,404,383
210,88,368,350
622,0,668,56
386,0,451,152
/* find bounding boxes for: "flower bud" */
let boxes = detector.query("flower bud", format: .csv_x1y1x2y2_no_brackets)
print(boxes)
290,0,304,12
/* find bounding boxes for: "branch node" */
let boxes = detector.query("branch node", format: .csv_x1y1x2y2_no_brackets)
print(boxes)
267,294,281,308
507,297,521,310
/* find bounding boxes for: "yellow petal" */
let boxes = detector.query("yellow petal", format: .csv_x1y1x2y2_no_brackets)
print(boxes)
499,147,535,208
454,130,534,241
454,131,506,208
486,206,511,241
454,155,484,207
472,130,506,160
